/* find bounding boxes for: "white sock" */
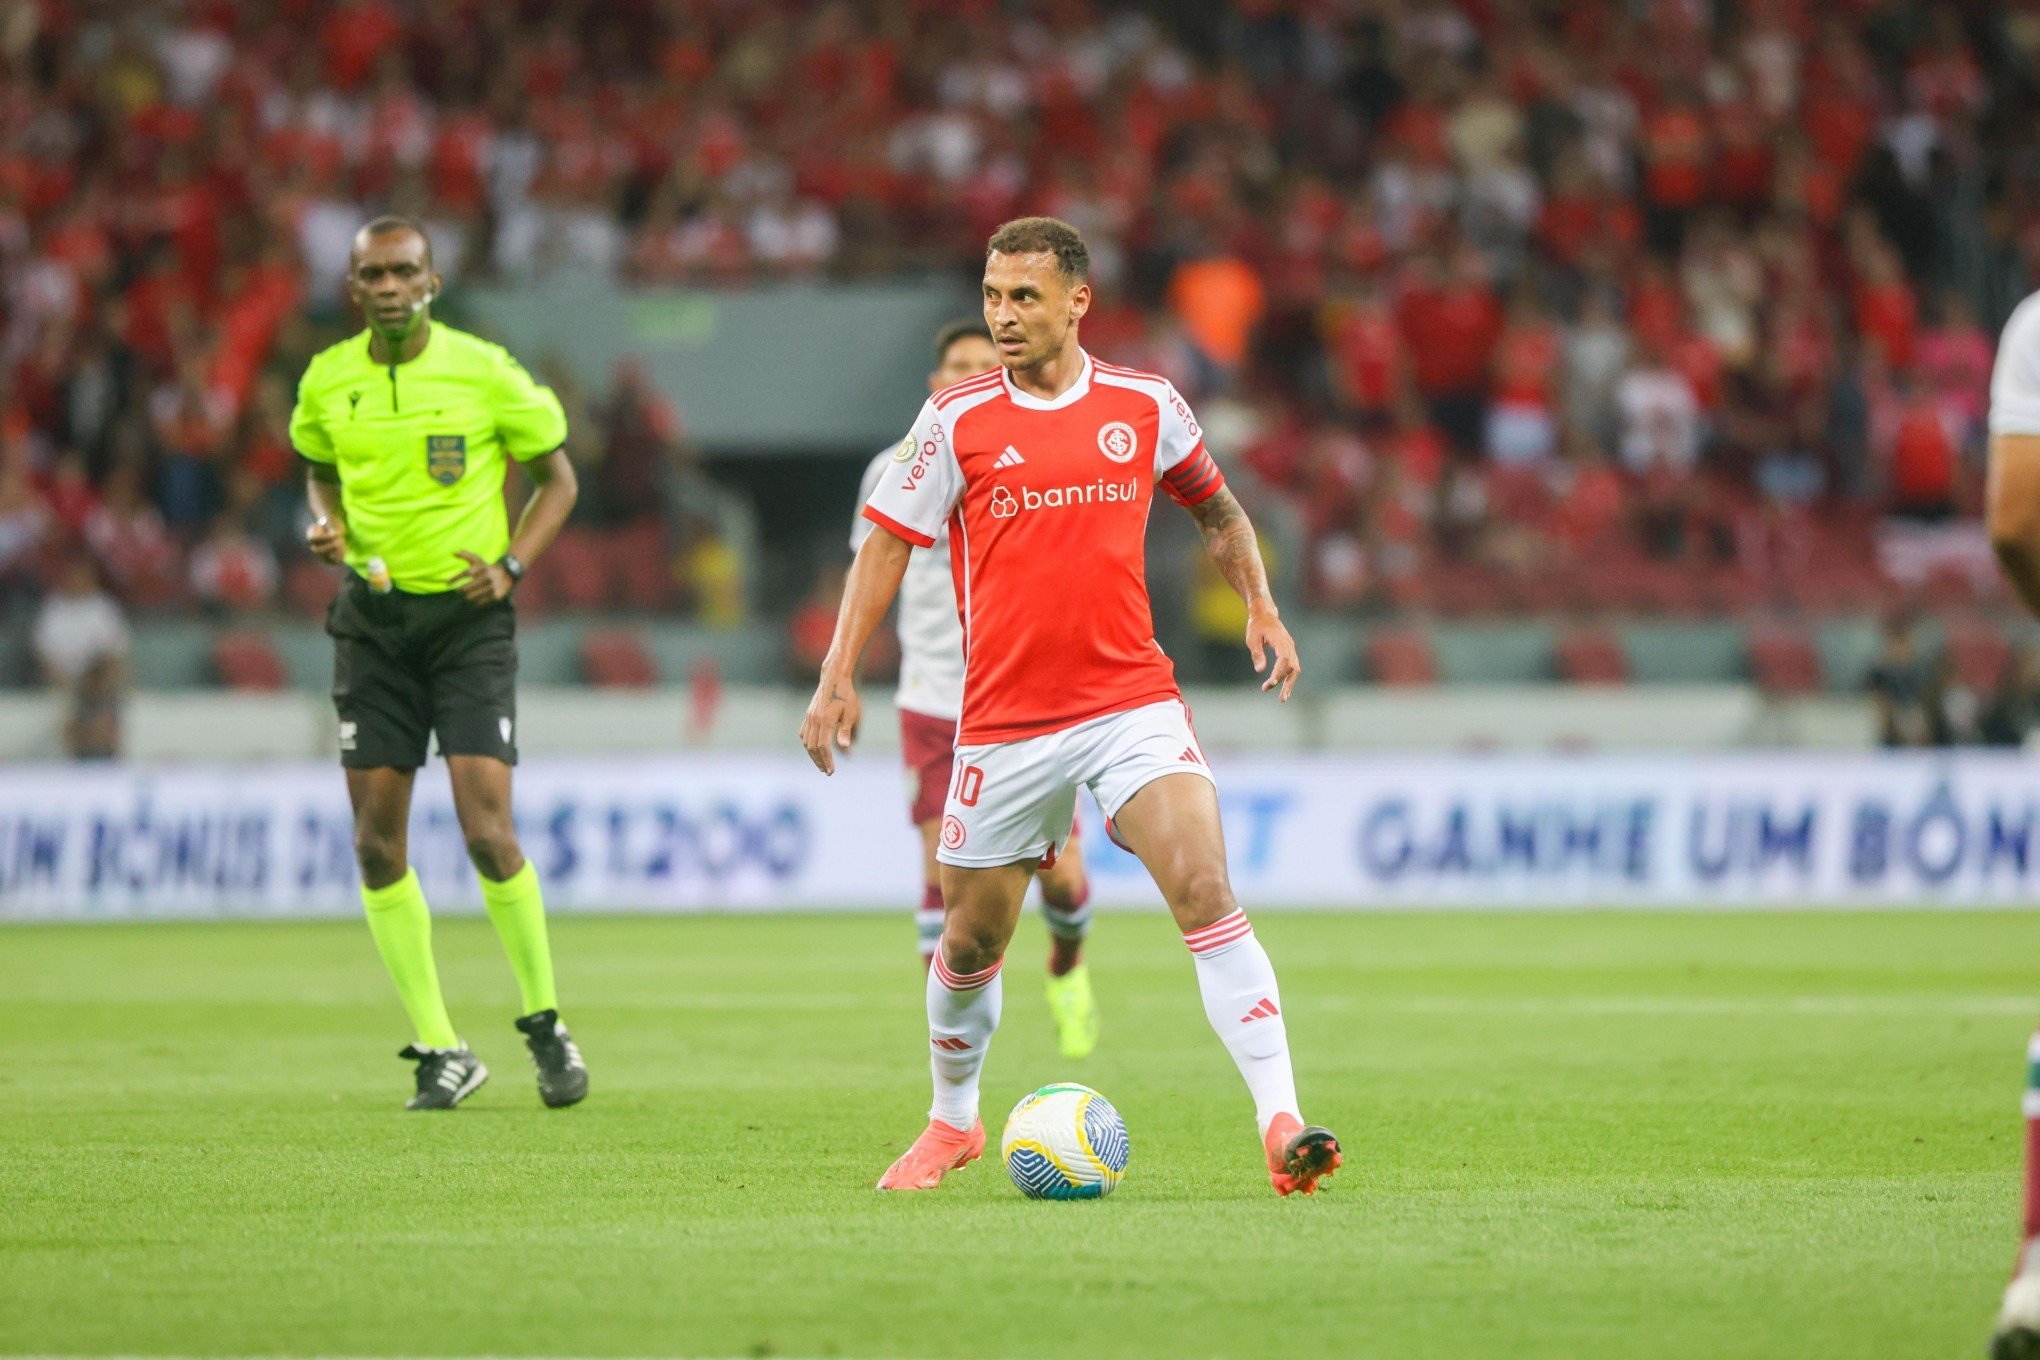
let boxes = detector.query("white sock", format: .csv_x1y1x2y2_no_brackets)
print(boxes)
916,884,944,959
927,951,1003,1130
1184,909,1298,1135
1039,889,1093,942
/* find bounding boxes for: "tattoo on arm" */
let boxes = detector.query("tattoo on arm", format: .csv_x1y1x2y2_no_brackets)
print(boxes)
1190,488,1271,607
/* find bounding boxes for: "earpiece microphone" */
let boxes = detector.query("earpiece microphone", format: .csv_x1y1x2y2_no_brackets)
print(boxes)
411,290,436,313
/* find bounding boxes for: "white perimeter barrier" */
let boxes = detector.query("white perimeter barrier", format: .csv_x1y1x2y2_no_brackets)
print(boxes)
3,752,2040,919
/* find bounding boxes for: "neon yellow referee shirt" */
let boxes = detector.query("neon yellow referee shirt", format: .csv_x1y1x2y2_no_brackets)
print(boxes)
289,323,567,593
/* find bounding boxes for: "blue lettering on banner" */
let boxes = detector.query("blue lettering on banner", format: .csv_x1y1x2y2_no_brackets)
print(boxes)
1903,781,1966,885
596,798,811,886
294,809,356,893
0,816,66,895
1850,800,1891,883
21,754,2040,916
1358,798,1656,882
83,799,271,900
545,804,579,883
1359,800,1414,879
1687,802,1816,882
1985,805,2036,879
1236,792,1290,872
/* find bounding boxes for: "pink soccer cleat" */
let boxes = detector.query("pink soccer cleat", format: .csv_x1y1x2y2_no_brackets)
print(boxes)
1264,1112,1343,1197
876,1118,986,1191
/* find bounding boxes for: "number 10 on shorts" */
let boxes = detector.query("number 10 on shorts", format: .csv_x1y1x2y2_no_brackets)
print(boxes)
951,763,984,807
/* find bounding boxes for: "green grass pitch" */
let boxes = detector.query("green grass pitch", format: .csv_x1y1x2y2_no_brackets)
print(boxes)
2,908,2034,1358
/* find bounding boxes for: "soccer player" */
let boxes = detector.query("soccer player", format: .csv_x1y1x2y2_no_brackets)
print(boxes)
851,319,1100,1059
292,216,589,1111
1987,290,2040,1357
801,217,1341,1195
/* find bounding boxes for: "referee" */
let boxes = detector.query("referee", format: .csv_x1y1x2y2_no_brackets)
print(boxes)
291,216,588,1111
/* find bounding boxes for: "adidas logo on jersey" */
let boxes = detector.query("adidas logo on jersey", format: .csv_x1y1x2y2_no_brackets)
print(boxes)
992,445,1026,469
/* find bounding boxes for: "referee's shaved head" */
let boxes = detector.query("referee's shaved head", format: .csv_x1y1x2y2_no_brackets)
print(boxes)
352,215,434,270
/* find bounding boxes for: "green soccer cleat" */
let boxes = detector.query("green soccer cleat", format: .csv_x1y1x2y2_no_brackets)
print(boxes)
399,1044,488,1110
514,1009,589,1108
1044,963,1099,1060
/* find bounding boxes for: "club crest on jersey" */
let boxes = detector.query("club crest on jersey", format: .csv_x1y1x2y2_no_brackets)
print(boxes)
1097,421,1138,463
426,434,466,485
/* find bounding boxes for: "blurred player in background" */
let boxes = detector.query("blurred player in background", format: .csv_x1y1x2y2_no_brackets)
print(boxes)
293,217,588,1111
1989,290,2040,1358
803,217,1340,1196
852,320,1099,1060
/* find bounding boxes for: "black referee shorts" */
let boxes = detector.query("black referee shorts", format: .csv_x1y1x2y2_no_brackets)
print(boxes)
326,573,518,770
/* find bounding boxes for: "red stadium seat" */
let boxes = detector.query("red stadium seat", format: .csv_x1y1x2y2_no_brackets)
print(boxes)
284,560,342,619
1703,567,1769,615
1430,562,1505,618
580,628,659,688
212,632,289,691
1555,628,1630,684
528,529,612,612
1745,626,1822,695
608,517,680,611
1945,622,2013,695
1365,628,1438,686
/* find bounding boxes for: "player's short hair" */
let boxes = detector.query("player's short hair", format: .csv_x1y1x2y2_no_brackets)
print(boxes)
986,216,1089,284
932,319,993,364
354,215,434,269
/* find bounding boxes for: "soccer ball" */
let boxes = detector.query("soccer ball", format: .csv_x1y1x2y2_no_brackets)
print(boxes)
1000,1083,1130,1200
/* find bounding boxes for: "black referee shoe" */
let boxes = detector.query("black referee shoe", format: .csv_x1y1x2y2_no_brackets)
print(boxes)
514,1009,589,1108
399,1044,488,1110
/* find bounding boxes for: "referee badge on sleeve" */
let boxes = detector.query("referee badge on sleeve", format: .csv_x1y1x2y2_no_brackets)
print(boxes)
426,434,467,485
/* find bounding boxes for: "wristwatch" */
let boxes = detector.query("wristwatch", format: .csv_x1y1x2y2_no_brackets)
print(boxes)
499,553,525,587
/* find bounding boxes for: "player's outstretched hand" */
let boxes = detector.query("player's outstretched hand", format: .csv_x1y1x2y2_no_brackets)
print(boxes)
1247,608,1302,702
306,515,347,565
448,550,512,604
800,672,861,775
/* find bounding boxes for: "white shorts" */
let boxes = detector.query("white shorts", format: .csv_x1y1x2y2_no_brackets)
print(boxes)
936,699,1215,868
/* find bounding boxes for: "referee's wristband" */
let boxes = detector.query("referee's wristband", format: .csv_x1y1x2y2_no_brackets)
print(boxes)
499,553,525,586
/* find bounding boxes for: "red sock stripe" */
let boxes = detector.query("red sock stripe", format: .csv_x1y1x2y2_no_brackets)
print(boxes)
2026,1116,2040,1241
1183,909,1252,954
933,953,1002,991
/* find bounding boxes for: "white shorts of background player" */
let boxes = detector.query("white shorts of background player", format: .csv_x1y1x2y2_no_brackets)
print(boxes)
935,699,1213,869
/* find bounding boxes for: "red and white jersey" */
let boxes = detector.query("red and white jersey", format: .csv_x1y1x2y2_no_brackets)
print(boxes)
853,444,965,721
862,350,1227,745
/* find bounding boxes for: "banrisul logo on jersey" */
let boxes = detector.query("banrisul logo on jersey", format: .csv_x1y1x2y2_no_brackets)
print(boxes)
426,434,467,485
989,479,1138,519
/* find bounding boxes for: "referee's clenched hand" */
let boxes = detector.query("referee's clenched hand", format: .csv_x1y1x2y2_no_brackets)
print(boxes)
306,516,347,565
449,550,514,604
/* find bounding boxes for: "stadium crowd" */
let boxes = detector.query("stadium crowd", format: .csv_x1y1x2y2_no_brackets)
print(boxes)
0,0,2035,654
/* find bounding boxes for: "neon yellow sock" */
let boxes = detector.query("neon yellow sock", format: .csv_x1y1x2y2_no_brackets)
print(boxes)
361,868,459,1050
479,860,558,1015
